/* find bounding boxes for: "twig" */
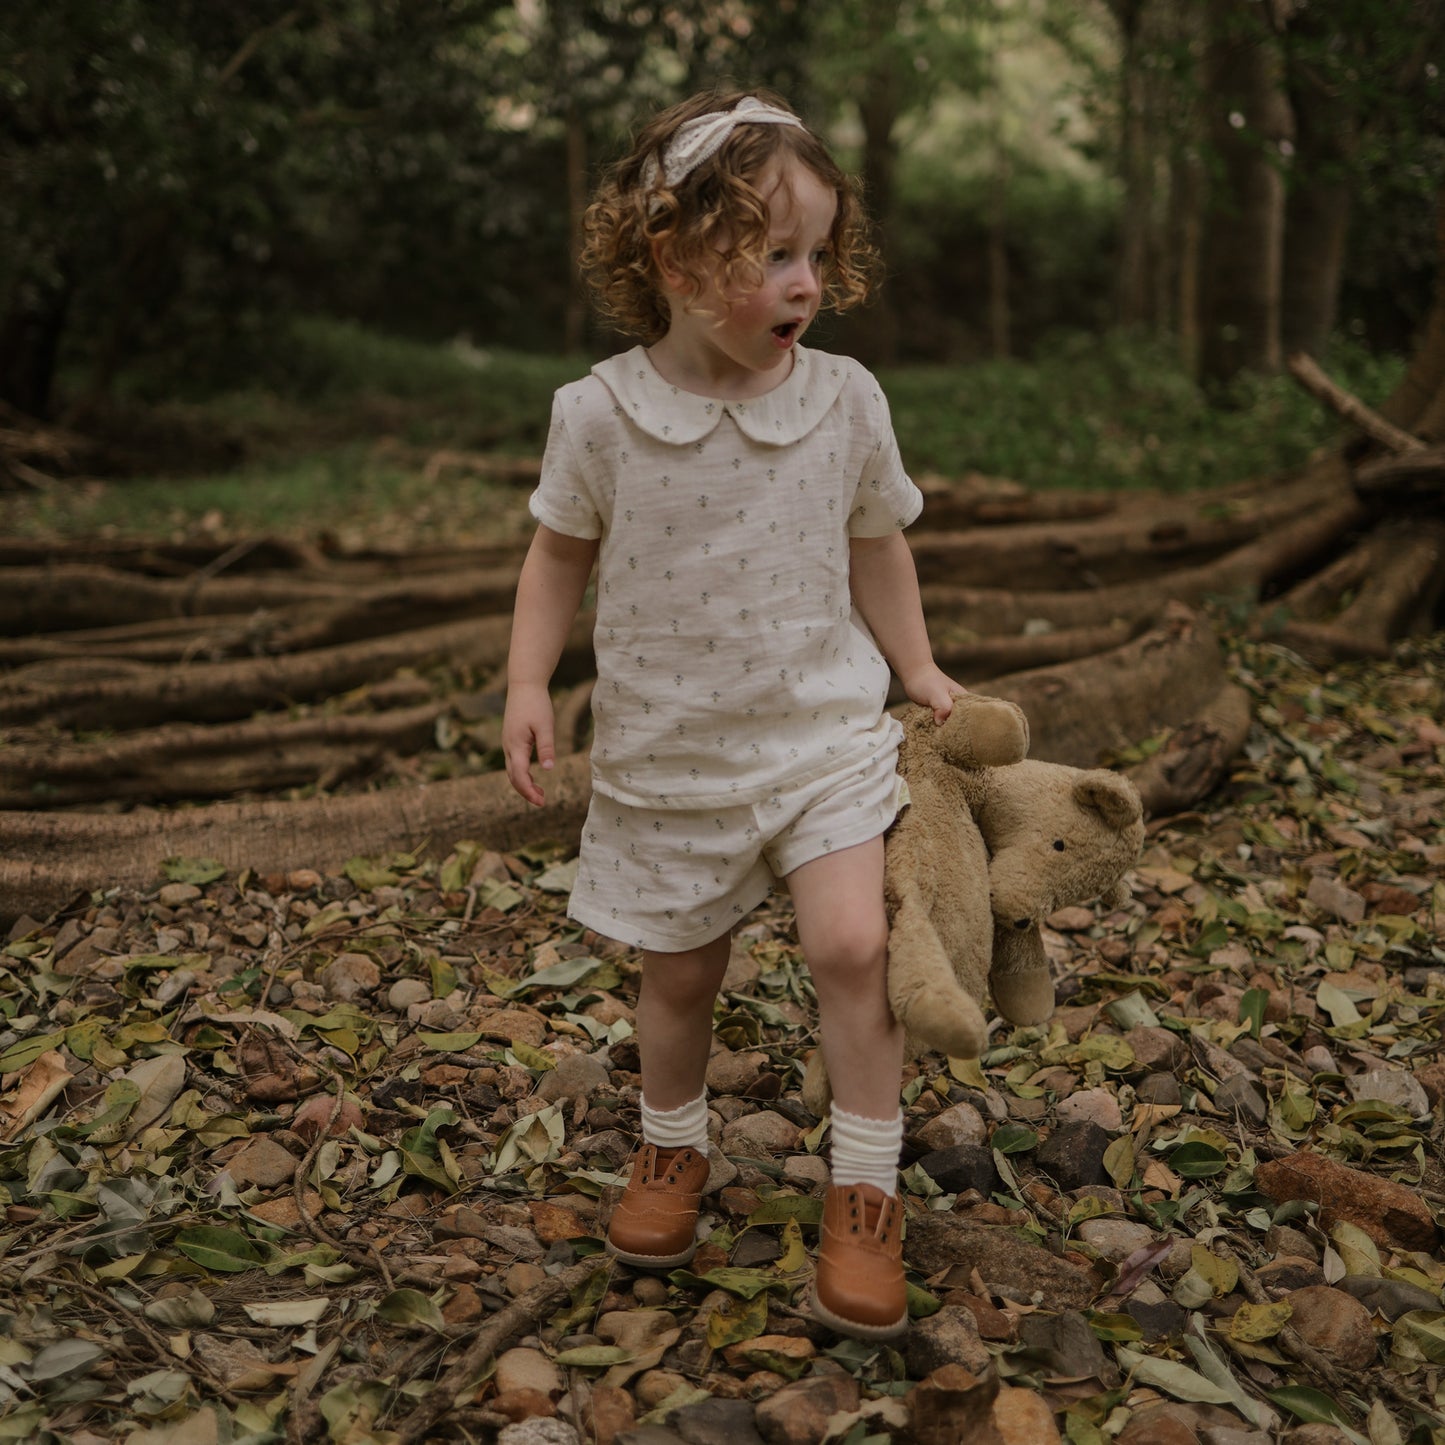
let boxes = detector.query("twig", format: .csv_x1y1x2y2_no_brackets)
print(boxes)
295,1074,395,1294
1227,1248,1352,1399
392,1257,605,1445
50,1273,244,1408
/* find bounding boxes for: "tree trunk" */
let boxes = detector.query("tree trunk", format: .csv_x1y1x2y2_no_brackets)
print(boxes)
0,275,71,420
563,102,589,356
1110,0,1154,328
855,0,904,367
1197,0,1293,386
1279,26,1355,359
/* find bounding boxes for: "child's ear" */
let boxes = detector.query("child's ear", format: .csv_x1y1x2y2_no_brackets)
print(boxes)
651,239,689,297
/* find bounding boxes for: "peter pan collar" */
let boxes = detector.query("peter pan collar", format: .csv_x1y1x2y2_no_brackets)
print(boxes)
591,344,848,447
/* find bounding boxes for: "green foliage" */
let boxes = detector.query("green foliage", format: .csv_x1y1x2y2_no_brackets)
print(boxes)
8,325,1407,544
880,331,1404,490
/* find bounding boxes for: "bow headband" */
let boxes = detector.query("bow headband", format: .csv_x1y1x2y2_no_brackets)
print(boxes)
642,96,807,196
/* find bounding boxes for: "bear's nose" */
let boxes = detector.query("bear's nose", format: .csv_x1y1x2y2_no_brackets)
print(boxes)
1014,918,1029,930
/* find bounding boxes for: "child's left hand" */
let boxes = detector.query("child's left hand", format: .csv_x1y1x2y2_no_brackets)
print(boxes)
904,667,970,724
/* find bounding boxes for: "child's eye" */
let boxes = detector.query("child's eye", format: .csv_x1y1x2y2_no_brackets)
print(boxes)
812,248,831,266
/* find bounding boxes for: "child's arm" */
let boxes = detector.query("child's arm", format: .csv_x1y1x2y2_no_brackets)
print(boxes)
850,531,966,723
502,524,600,804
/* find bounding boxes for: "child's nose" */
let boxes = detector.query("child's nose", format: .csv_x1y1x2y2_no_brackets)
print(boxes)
789,260,820,300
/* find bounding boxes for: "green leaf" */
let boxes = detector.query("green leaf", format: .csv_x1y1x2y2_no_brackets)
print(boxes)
514,954,612,992
1238,987,1268,1039
161,855,226,884
343,855,401,890
706,1291,769,1349
509,1040,556,1071
745,1196,824,1228
1086,1311,1143,1342
1116,1347,1232,1404
377,1288,445,1331
417,1031,484,1052
1076,1035,1135,1071
427,957,458,997
0,1030,65,1073
174,1226,264,1273
1103,1135,1136,1189
1267,1385,1358,1430
991,1124,1038,1155
1169,1142,1228,1178
1317,981,1363,1027
1228,1299,1293,1342
554,1343,635,1367
1390,1310,1445,1371
668,1266,794,1300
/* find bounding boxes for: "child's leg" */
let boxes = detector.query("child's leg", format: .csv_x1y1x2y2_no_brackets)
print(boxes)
635,933,733,1111
786,836,903,1122
607,932,731,1269
788,837,909,1340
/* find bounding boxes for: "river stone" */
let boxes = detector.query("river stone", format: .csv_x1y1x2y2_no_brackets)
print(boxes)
1035,1121,1110,1191
719,1110,801,1158
668,1397,765,1445
1284,1285,1378,1369
913,1100,988,1150
905,1304,991,1377
915,1144,998,1197
497,1421,580,1445
223,1135,299,1189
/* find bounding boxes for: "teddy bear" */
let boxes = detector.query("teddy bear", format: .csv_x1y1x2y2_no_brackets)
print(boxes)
802,693,1145,1114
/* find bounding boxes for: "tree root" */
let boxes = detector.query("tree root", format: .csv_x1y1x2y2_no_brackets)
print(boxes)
0,702,445,806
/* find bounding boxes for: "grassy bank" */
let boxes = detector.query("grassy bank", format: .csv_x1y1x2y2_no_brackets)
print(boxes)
5,320,1402,544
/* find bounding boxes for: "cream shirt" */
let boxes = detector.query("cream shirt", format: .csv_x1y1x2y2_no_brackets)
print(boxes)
529,345,923,808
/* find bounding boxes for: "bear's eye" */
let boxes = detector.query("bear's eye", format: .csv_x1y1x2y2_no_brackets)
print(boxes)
1052,839,1066,852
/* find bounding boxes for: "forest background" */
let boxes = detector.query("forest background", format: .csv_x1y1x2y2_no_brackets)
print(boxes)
2,0,1442,435
5,7,1445,1443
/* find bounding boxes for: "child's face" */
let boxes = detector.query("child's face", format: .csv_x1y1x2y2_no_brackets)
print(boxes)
661,156,838,390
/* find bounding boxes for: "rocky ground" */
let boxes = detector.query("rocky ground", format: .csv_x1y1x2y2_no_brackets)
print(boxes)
2,629,1444,1445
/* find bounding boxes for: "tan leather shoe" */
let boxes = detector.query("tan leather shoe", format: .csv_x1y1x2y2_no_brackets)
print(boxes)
606,1143,710,1269
811,1182,908,1340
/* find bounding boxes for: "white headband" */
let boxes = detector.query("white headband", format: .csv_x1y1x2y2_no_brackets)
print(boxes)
642,96,807,195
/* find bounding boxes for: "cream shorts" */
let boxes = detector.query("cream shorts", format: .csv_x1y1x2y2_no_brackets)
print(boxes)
569,755,905,953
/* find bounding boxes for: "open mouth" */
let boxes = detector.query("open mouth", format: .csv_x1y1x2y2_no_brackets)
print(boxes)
772,321,801,344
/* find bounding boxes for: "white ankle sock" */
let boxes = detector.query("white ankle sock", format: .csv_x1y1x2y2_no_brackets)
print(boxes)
830,1106,904,1196
640,1092,710,1152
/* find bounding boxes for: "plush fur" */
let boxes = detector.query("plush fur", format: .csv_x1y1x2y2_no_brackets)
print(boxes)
802,693,1145,1115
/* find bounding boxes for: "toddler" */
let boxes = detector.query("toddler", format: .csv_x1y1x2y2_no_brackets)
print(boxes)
502,89,964,1341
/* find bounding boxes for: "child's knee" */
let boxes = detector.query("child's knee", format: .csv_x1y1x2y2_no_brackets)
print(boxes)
812,912,888,984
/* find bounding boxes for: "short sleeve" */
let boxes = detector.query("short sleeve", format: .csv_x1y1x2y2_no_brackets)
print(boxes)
845,377,924,538
528,393,604,540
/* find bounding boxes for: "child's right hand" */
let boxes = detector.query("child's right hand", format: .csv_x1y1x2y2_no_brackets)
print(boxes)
502,683,556,806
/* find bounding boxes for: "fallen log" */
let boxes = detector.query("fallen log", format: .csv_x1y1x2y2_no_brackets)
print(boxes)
1261,519,1445,662
0,608,1236,925
0,702,445,807
0,616,514,730
985,603,1240,780
0,534,327,574
0,561,521,637
1353,443,1445,505
0,750,596,928
908,467,1350,590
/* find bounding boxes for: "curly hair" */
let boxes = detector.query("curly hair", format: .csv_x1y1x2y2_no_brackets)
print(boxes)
580,89,878,344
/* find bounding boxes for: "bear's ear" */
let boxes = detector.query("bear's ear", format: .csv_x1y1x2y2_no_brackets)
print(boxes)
1074,772,1141,831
